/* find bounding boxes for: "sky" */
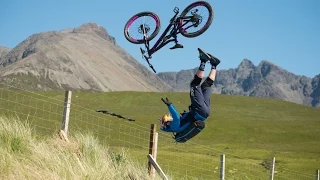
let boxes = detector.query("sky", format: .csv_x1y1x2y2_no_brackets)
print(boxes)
0,0,319,77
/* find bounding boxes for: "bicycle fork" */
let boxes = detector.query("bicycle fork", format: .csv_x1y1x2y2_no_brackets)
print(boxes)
140,24,157,73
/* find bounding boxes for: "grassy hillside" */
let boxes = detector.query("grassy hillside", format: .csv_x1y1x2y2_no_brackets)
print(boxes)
0,89,319,179
0,116,162,180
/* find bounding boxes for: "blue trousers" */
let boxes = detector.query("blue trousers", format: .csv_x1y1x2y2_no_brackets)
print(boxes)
189,79,213,119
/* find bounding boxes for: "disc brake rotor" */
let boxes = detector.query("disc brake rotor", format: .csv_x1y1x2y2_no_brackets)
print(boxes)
138,24,151,34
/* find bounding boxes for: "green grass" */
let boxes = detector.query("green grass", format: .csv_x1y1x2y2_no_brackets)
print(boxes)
0,89,319,179
0,116,162,180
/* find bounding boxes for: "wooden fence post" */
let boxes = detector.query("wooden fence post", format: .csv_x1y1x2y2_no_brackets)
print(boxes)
60,90,72,142
154,132,158,160
148,124,157,178
147,154,168,180
269,157,275,180
220,154,225,180
316,170,319,180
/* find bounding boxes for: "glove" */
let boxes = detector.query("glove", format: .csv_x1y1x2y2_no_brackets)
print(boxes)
161,97,172,106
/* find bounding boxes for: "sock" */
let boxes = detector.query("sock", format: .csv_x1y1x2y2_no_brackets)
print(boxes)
190,75,202,86
211,65,217,70
201,77,214,88
199,61,206,71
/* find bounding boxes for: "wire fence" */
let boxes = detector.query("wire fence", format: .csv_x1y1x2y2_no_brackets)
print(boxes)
0,83,319,180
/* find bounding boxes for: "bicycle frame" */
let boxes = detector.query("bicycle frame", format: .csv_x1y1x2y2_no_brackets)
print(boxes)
141,7,199,73
142,7,180,58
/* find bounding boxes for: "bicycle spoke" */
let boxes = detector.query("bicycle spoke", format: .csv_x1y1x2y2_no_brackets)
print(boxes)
127,15,158,41
180,5,210,34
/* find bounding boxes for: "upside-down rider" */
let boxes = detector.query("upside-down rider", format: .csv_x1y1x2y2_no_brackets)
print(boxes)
159,48,220,143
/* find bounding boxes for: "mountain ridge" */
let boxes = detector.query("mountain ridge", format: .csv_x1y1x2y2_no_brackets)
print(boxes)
157,59,320,108
0,22,171,92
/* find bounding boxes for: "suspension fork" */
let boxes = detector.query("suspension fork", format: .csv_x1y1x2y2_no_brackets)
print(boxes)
172,23,180,44
141,24,150,51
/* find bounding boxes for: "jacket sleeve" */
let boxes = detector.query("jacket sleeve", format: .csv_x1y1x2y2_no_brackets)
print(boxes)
167,104,181,132
159,104,181,132
168,104,180,121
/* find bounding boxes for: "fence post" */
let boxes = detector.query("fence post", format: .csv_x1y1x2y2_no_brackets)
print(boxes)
270,157,275,180
60,91,72,141
147,154,168,180
220,154,225,180
316,170,319,180
154,132,158,160
148,124,157,179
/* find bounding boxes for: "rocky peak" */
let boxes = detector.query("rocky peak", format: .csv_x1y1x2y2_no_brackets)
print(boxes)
0,46,11,55
238,59,255,69
72,22,116,44
1,23,118,68
0,46,11,61
257,60,283,78
235,59,255,81
0,31,63,67
0,46,11,67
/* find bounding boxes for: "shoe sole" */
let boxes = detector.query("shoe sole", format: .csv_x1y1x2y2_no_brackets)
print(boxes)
198,48,220,66
198,48,211,60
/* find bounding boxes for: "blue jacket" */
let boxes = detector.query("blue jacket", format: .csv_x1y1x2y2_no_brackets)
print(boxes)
161,104,206,133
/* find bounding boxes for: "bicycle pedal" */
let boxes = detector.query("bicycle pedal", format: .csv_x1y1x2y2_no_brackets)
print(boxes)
169,44,184,50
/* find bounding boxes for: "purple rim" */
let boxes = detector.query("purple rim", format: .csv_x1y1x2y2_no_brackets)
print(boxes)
191,2,205,8
150,14,160,27
127,16,139,29
126,13,159,42
181,2,209,33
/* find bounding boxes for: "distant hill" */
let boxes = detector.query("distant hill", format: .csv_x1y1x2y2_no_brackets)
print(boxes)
157,59,320,108
0,23,171,92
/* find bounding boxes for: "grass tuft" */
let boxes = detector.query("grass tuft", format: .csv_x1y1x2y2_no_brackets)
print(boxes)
0,116,161,180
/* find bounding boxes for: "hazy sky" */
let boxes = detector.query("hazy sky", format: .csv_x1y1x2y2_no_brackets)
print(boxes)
0,0,319,77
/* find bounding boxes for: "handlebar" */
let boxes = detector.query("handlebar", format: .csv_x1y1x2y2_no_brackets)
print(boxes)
173,7,179,14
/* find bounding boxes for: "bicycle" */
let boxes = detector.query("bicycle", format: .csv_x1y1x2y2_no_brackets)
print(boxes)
124,1,213,73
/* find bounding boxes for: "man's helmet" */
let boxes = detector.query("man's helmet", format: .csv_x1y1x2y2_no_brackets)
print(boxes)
162,114,172,122
158,113,173,128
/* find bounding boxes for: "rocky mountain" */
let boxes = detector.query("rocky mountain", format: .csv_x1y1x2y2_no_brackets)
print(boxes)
0,46,11,64
311,75,320,107
0,23,171,92
157,59,320,108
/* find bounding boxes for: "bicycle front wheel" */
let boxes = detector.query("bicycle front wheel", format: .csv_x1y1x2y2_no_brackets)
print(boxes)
124,12,161,44
179,1,213,38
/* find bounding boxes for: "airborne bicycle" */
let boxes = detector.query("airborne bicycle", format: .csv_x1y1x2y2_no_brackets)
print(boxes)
124,1,213,73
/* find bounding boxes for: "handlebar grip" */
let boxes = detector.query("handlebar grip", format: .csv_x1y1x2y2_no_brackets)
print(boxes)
150,65,156,73
144,55,157,73
174,7,179,14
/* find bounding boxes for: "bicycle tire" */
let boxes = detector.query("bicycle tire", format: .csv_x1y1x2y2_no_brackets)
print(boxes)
124,12,161,44
179,1,213,38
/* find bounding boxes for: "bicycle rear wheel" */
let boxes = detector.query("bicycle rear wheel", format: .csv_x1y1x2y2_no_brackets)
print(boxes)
179,1,213,38
124,12,161,44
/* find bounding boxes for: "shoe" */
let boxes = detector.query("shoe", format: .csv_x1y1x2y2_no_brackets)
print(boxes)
208,53,221,67
197,48,221,67
198,48,210,62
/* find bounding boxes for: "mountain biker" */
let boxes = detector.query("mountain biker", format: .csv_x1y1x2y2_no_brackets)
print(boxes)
159,48,221,143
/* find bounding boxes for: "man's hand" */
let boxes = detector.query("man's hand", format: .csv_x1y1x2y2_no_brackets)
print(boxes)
161,97,172,106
